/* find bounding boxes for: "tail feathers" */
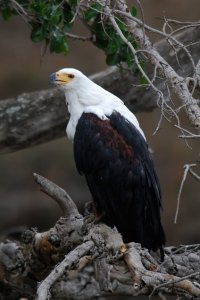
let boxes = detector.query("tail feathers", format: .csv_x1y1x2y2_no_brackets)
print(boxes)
148,221,165,261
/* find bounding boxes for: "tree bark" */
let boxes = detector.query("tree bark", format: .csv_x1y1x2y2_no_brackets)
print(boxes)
1,26,200,153
1,174,200,300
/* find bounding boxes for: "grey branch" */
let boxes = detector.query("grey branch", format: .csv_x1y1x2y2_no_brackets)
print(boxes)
37,240,95,300
33,173,80,218
1,26,200,153
1,174,200,299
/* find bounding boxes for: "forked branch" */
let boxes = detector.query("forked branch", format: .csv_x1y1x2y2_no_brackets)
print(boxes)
174,163,200,223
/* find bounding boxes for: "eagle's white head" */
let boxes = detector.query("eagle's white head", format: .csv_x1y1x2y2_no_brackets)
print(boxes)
49,68,88,91
49,68,145,141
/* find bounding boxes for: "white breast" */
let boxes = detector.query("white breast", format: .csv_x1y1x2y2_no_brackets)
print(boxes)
64,79,146,141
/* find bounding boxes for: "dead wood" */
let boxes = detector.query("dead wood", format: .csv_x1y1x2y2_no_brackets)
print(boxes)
1,26,200,153
0,174,200,300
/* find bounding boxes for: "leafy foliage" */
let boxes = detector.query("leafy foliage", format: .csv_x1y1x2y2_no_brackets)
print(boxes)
83,3,137,67
0,1,141,72
0,0,75,54
0,0,16,20
29,0,75,54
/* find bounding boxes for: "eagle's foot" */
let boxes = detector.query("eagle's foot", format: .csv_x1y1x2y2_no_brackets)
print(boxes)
83,211,106,227
93,211,106,224
84,201,107,225
84,201,96,216
83,213,96,226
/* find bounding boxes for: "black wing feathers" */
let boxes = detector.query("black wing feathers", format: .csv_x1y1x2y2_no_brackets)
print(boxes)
74,112,165,253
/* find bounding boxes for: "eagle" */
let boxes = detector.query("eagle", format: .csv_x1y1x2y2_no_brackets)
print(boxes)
49,68,165,257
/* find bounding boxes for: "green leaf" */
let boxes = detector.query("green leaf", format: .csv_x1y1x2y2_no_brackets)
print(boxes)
106,53,121,66
107,40,118,55
30,1,46,14
0,2,13,20
52,14,62,25
139,74,148,85
84,9,96,21
138,60,148,85
130,6,137,17
116,18,126,31
68,0,77,7
1,8,12,20
125,53,134,67
31,26,46,43
93,21,107,39
94,37,108,50
63,3,73,23
50,34,69,54
84,3,101,22
107,36,123,55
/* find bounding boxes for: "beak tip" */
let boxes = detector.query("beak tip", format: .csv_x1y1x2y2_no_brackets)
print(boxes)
49,72,56,84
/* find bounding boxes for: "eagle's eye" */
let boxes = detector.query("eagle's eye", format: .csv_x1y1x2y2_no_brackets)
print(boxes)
68,74,75,79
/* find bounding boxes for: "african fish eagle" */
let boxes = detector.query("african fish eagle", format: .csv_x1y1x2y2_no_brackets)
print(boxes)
49,68,165,257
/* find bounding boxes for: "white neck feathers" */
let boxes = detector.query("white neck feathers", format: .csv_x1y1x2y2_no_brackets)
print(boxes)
64,77,145,141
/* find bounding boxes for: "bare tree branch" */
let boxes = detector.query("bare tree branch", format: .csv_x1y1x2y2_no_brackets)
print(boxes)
33,173,80,218
108,0,200,129
174,163,200,224
37,240,95,300
0,25,200,153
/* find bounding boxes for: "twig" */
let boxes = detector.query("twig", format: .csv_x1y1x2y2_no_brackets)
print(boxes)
36,240,95,300
103,4,164,104
175,124,199,135
136,0,146,48
10,0,28,18
115,0,200,129
65,32,93,41
189,167,200,181
33,173,80,218
175,124,200,139
124,243,200,298
150,271,200,298
178,134,200,139
123,243,144,287
114,10,197,74
174,164,196,224
157,18,200,26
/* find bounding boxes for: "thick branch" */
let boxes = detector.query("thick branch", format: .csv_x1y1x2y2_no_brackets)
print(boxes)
1,26,200,153
1,174,200,299
37,240,95,300
33,173,80,218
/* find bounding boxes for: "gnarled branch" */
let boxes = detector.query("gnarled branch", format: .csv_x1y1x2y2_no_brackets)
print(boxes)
1,174,200,299
33,173,80,218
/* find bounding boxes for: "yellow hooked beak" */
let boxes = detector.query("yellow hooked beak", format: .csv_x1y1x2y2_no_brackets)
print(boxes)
49,72,74,85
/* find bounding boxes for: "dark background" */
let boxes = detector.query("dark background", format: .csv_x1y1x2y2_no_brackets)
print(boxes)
0,0,200,246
